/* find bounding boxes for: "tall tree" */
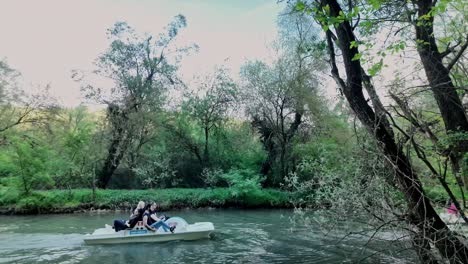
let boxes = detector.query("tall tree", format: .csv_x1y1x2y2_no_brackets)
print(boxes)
183,67,237,166
79,16,190,188
410,0,468,187
241,55,317,186
293,0,468,262
241,11,323,186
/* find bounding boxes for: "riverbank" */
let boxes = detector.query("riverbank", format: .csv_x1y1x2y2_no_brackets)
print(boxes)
0,188,293,215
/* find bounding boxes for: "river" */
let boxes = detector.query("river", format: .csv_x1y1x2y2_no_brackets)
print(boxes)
0,209,415,263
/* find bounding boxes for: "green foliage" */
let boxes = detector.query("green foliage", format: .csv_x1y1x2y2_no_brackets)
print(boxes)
0,150,15,177
0,184,20,206
9,137,55,195
367,59,383,76
183,67,237,130
438,131,468,150
209,121,266,171
222,169,265,199
0,188,292,213
133,149,179,188
160,110,266,187
200,167,225,187
48,107,97,188
367,0,382,10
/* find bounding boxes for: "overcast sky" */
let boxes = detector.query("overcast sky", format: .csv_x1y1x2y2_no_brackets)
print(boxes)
0,0,284,107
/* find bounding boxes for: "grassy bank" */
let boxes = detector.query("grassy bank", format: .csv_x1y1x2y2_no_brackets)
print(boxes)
0,188,293,214
0,184,459,215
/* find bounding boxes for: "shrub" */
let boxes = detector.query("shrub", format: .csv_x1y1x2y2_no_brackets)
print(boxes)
0,184,20,206
200,167,226,187
9,137,55,195
222,169,265,200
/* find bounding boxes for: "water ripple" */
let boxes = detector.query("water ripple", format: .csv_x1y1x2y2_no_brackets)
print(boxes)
0,209,416,264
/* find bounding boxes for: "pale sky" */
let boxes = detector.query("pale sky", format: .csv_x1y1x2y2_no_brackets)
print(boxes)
0,0,284,107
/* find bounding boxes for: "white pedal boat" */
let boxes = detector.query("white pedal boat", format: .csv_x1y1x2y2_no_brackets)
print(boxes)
84,217,214,245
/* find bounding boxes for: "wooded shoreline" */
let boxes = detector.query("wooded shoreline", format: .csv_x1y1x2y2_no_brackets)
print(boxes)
0,186,454,215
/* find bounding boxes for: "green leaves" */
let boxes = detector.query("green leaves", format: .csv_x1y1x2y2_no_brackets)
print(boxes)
295,1,306,12
367,59,384,76
9,136,55,195
351,53,362,61
349,41,359,49
416,39,430,47
367,0,382,10
222,169,264,198
386,41,406,54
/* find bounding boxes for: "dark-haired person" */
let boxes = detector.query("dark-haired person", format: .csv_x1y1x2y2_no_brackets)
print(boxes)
143,203,175,233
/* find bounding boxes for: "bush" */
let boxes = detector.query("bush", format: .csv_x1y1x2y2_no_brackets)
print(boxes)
9,137,55,195
16,192,53,212
222,169,265,200
0,184,20,206
200,167,226,187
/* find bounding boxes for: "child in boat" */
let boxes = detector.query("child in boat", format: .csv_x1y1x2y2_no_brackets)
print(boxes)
143,202,175,233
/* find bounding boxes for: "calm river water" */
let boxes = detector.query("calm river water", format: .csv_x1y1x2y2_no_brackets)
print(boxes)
0,209,416,263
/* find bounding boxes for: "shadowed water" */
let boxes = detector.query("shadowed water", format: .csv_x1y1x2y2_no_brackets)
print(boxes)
0,209,416,263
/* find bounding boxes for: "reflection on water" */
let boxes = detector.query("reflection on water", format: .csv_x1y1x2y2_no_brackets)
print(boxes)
0,209,415,263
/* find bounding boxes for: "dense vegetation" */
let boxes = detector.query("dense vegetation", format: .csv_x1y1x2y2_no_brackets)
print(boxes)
0,188,292,214
0,1,467,262
0,15,360,194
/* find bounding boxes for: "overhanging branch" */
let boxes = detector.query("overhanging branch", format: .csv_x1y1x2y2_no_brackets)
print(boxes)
446,36,468,72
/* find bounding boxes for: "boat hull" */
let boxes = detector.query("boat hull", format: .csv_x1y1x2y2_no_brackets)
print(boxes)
84,221,214,245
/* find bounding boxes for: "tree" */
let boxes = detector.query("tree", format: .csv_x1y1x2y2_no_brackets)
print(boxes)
183,67,237,166
293,0,468,262
0,60,53,133
10,136,55,195
411,0,468,172
241,56,316,186
78,16,191,188
240,13,323,186
47,106,97,188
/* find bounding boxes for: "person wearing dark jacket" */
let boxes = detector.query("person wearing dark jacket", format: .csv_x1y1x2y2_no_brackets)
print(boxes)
113,201,146,232
143,203,175,233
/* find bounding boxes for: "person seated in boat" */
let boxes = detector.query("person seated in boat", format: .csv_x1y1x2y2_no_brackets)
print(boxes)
113,201,146,232
143,202,175,233
127,201,146,228
447,202,459,216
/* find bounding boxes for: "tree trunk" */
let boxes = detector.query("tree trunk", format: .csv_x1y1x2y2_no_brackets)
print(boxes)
280,145,286,181
322,0,468,261
97,127,128,188
204,126,209,164
252,116,276,185
97,104,131,189
414,0,468,188
361,69,393,137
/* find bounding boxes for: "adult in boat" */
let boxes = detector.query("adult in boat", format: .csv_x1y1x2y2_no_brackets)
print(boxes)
447,202,458,215
113,201,146,232
143,202,175,233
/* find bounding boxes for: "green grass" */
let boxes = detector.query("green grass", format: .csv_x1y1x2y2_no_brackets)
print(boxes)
0,187,293,214
426,184,465,204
